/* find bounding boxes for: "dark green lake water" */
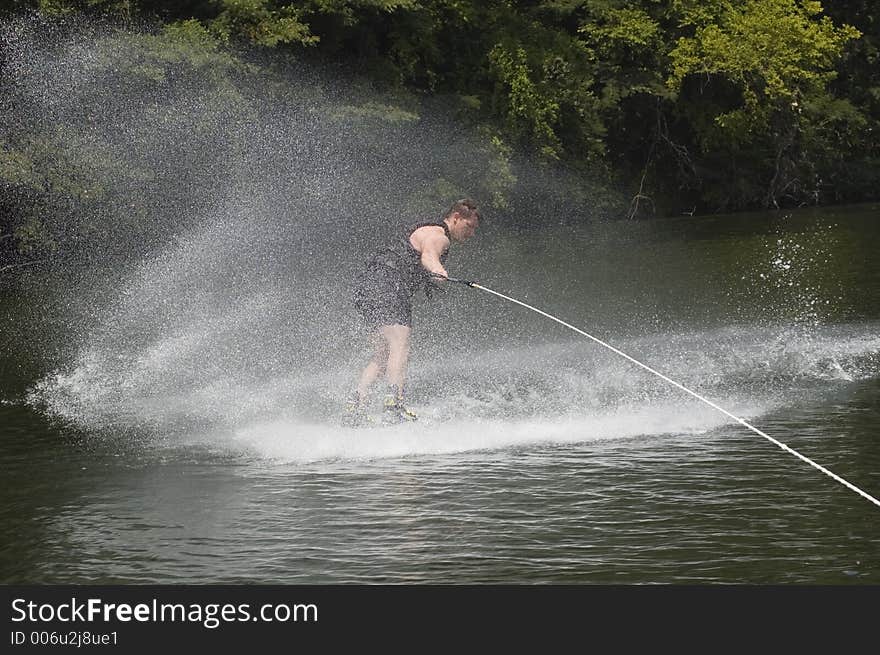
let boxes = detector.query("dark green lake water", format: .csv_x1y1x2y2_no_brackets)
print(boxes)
2,203,879,583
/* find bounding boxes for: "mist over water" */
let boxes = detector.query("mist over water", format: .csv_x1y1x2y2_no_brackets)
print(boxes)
0,17,493,422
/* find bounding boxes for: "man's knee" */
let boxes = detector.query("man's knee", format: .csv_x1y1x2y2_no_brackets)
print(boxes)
381,324,411,345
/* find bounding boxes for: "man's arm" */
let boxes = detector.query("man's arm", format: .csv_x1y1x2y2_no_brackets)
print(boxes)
416,229,450,280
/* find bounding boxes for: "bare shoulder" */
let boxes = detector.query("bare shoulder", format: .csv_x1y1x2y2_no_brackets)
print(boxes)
410,224,449,252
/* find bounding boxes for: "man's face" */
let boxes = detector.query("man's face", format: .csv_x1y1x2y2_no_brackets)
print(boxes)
450,212,479,242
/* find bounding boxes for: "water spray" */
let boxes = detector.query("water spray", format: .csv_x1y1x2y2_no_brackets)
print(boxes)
437,274,880,509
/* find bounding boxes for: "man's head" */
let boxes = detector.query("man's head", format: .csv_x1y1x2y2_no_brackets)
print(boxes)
443,198,481,243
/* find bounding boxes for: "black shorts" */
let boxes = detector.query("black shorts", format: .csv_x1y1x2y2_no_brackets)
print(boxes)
353,266,414,328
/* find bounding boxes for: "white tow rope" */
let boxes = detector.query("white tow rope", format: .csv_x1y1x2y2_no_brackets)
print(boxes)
469,281,880,509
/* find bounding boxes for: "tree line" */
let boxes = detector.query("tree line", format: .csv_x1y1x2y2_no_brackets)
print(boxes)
1,0,877,265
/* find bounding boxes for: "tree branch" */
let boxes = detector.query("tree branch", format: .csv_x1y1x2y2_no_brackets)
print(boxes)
0,260,45,275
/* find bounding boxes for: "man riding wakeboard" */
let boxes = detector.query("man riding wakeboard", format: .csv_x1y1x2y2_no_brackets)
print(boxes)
344,198,481,425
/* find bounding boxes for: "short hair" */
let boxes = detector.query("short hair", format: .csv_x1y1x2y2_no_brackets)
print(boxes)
445,198,480,222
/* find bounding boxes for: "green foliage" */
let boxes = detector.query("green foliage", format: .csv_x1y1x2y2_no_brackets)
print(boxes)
331,100,420,123
35,0,77,15
579,6,661,51
0,132,105,201
3,0,875,257
12,216,56,255
669,0,860,107
663,0,863,209
488,44,562,158
209,0,318,47
0,127,102,257
33,0,137,18
0,16,263,261
480,130,517,211
408,128,516,214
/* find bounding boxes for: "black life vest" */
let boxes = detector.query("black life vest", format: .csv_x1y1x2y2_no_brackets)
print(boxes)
365,220,451,298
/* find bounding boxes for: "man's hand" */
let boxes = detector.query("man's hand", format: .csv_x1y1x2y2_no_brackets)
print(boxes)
425,277,447,300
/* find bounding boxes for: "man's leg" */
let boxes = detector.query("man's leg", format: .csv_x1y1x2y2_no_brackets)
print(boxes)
380,324,411,390
356,332,388,401
380,324,417,422
343,333,388,426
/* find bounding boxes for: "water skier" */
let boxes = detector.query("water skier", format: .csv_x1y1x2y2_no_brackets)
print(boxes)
343,199,481,425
